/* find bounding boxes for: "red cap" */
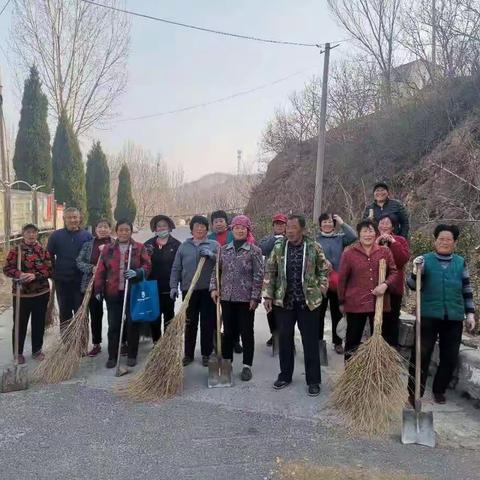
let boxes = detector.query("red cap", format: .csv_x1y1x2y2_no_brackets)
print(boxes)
272,213,288,224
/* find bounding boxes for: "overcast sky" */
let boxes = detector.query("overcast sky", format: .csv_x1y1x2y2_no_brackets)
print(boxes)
0,0,348,181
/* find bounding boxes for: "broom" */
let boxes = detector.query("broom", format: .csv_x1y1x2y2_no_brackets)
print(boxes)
118,257,206,401
32,261,99,384
331,259,407,436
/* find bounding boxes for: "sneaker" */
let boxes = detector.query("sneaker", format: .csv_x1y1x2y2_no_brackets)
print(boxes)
88,345,102,357
17,354,26,365
433,393,446,404
234,342,243,354
241,366,252,382
182,356,194,367
334,344,344,355
266,336,273,347
106,358,116,369
120,343,128,356
273,379,291,390
32,351,45,361
202,356,210,367
308,384,321,397
126,358,136,367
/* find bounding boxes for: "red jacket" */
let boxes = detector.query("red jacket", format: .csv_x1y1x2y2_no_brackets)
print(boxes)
94,240,151,299
338,243,398,313
382,235,410,296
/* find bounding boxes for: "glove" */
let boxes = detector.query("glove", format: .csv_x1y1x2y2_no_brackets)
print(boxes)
413,255,424,273
199,246,214,258
170,288,178,300
466,313,476,332
95,293,103,302
124,269,137,279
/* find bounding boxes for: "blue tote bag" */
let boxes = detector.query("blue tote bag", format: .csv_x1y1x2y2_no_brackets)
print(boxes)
130,276,160,322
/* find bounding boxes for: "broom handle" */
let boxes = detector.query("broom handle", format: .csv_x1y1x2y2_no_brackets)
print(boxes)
372,259,387,335
116,244,132,371
14,244,22,364
216,247,222,357
414,264,422,411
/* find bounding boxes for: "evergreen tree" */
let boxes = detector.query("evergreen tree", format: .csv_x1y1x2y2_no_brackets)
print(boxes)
52,113,86,214
114,164,136,223
13,66,52,189
86,141,112,228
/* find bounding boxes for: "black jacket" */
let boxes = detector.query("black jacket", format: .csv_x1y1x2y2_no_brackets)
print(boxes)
144,235,181,293
362,198,410,239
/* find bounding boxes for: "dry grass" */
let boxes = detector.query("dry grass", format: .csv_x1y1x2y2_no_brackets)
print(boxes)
118,258,206,401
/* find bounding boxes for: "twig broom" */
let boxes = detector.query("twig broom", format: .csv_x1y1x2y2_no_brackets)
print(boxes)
331,259,407,436
118,258,206,401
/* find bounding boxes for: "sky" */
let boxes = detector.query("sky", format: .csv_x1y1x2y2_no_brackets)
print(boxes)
0,0,349,181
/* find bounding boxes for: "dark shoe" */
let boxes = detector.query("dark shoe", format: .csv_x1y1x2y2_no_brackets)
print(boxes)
120,343,128,356
266,336,273,347
234,342,243,354
241,366,252,381
106,359,116,369
308,384,321,397
408,395,415,408
32,351,45,361
88,345,102,357
273,379,291,390
182,356,194,367
202,355,210,367
334,344,344,355
17,354,26,365
126,358,136,367
434,393,446,404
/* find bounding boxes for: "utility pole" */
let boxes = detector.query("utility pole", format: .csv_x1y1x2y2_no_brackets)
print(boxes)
0,67,9,183
237,149,242,175
431,0,437,83
313,43,331,222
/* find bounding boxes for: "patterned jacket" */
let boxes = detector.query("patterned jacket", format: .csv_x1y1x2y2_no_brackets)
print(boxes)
77,237,114,293
210,242,264,303
262,236,329,311
3,241,52,297
94,240,151,299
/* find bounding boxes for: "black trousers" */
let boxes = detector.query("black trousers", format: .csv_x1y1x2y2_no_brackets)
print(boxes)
221,301,255,366
267,310,276,334
12,293,49,355
89,295,104,345
344,311,397,361
155,292,176,335
274,304,321,386
55,280,83,331
383,293,402,348
408,317,463,397
183,289,215,358
318,290,343,345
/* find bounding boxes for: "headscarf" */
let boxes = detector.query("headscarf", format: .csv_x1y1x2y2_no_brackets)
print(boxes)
231,215,255,244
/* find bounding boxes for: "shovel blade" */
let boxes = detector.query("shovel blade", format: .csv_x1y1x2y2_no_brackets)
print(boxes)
401,409,435,447
115,366,129,378
208,356,233,388
319,340,329,366
1,364,29,393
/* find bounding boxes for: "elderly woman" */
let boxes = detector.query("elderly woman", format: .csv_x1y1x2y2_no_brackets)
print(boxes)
94,220,151,368
210,215,264,381
375,213,410,347
338,219,398,362
144,215,181,337
316,213,357,354
77,219,114,357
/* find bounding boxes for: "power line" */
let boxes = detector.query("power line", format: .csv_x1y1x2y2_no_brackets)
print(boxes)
0,0,12,17
117,67,316,122
81,0,331,48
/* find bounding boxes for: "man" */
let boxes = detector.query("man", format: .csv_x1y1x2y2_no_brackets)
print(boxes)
3,224,52,363
363,182,410,238
47,207,92,331
263,214,329,396
170,215,219,367
407,224,476,405
258,213,288,346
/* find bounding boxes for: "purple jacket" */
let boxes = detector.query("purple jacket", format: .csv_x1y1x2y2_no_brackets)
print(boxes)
210,242,264,303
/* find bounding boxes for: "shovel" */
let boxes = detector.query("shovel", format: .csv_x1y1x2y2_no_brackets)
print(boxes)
1,245,28,393
401,266,435,447
208,249,233,388
115,244,132,377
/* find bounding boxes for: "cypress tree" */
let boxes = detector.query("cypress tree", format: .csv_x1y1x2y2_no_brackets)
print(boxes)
13,66,52,189
52,113,86,215
86,141,112,228
114,164,136,223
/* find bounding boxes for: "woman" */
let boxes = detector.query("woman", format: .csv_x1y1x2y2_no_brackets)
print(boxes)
316,213,357,354
3,223,52,363
144,214,181,337
76,219,114,357
337,219,398,361
376,213,410,347
94,220,151,368
210,215,264,381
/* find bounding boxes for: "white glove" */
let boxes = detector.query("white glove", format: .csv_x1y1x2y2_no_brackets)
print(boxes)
466,313,476,333
413,255,424,274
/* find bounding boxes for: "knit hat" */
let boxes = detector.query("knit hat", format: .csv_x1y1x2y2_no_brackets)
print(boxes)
150,214,175,232
231,215,252,231
189,215,209,231
373,181,389,192
211,210,228,222
272,213,288,224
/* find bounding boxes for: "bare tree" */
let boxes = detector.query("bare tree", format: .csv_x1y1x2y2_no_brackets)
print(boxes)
327,0,402,104
10,0,130,135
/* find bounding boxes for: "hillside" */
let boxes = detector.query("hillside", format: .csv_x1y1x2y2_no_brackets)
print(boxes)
246,77,480,229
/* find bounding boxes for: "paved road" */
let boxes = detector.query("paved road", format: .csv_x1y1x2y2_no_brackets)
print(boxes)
1,226,480,479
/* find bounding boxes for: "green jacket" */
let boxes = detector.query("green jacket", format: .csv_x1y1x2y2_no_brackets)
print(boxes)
262,236,328,311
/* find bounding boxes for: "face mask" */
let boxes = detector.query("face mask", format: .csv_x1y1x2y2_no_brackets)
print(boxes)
156,230,169,239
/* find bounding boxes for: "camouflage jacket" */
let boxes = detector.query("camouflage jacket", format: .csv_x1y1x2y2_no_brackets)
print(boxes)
262,236,329,311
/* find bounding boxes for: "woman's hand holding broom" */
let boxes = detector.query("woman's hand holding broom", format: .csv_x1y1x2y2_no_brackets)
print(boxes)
372,282,388,296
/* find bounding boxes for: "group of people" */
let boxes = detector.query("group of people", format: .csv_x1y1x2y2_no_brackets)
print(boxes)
3,181,476,404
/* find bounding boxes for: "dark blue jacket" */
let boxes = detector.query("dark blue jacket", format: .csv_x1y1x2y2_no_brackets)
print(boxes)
47,228,93,282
